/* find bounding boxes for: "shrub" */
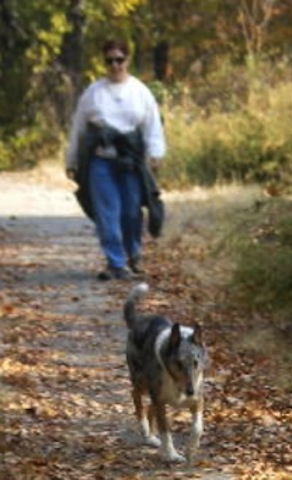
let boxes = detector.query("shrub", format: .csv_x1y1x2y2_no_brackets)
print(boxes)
0,115,64,172
228,199,292,325
160,68,292,190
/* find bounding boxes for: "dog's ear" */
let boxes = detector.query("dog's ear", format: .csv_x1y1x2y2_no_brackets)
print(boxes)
169,323,181,349
190,322,203,345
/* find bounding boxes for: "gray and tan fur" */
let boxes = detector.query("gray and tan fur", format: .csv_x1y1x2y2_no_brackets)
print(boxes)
124,283,208,463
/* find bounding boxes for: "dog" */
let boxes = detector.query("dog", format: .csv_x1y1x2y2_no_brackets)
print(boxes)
123,282,208,463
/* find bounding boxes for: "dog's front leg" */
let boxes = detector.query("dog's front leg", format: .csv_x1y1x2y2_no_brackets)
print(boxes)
154,402,186,463
187,397,204,461
132,388,160,447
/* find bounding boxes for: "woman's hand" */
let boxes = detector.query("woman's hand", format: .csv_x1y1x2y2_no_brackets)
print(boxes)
66,168,77,181
149,158,161,174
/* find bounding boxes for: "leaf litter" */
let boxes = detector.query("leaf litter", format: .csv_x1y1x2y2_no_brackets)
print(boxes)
0,173,290,479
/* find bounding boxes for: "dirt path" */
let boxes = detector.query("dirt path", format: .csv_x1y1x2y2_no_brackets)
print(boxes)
0,170,235,479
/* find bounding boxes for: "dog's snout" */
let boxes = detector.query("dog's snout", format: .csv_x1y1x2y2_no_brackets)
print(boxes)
186,385,194,396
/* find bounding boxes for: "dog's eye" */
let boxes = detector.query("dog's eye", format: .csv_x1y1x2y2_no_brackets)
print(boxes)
193,360,198,368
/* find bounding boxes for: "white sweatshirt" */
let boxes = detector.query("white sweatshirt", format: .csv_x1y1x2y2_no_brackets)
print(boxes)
66,75,166,170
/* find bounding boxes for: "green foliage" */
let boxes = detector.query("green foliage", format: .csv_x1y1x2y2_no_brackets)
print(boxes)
234,243,292,310
227,198,292,325
147,80,188,105
1,0,292,175
0,140,11,171
0,113,63,171
160,66,292,190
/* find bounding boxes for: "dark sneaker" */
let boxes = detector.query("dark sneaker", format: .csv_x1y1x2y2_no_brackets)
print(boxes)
128,257,145,275
97,266,132,281
113,267,132,280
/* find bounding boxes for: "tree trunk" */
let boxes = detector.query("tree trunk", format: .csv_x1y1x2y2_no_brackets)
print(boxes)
132,34,145,75
153,41,169,81
0,0,27,70
0,0,28,125
59,0,86,103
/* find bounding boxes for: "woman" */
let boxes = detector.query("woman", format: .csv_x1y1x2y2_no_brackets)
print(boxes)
66,39,166,280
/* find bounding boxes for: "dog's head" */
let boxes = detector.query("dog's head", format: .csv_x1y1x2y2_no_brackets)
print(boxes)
164,322,207,400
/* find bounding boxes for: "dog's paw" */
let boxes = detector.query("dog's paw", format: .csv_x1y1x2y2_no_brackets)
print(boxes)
185,449,194,464
186,442,200,459
145,435,161,448
160,449,186,463
186,437,201,462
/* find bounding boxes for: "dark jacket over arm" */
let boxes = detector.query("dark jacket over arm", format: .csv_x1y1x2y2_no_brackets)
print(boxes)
74,123,165,238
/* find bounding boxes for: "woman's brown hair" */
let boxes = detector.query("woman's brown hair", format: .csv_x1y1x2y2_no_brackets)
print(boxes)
102,39,130,57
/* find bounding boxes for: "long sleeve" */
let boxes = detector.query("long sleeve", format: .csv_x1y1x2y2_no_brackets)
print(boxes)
141,92,166,160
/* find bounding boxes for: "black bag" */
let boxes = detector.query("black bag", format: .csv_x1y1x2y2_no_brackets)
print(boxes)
141,166,165,238
147,192,165,238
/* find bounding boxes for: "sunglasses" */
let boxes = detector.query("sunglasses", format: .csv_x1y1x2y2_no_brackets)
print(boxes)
105,56,126,66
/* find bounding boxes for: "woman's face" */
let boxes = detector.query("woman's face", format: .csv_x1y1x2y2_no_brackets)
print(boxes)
104,48,129,82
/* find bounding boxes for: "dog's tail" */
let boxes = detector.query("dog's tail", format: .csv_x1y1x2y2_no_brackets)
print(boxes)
124,282,149,329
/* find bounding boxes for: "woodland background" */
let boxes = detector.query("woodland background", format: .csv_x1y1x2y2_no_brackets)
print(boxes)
1,0,292,188
0,2,291,478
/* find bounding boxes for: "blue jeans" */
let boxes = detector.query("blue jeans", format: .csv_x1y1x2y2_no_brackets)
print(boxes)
89,157,143,268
